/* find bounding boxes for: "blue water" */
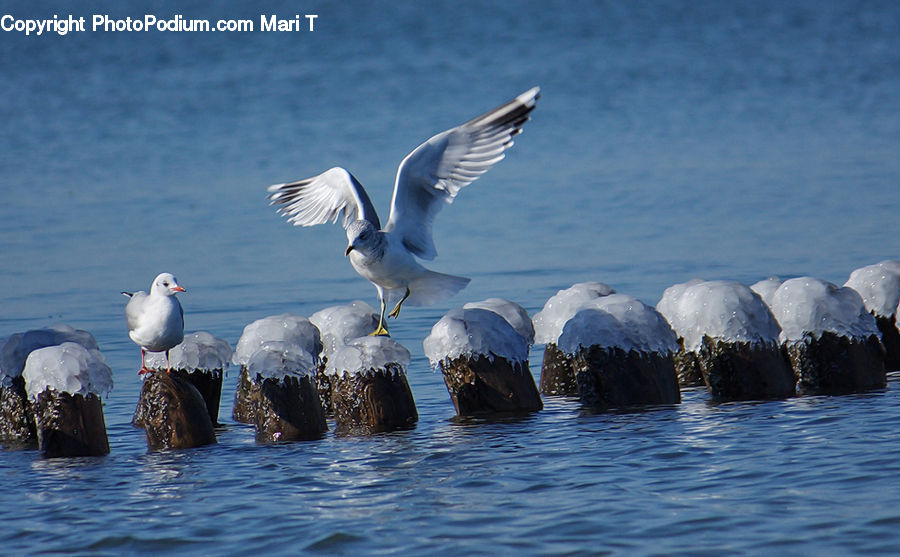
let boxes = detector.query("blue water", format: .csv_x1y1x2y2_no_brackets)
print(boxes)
1,0,899,554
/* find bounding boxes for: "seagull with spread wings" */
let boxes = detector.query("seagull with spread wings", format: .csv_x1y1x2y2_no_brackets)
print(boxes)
267,87,541,336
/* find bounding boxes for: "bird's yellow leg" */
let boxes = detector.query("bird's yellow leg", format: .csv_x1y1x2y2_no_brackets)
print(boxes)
370,297,391,336
388,287,410,319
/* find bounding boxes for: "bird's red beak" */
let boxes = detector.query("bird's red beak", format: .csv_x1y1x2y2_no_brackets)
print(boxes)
172,285,186,292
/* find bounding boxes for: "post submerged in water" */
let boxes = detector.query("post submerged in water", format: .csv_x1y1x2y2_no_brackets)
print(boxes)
327,336,417,435
23,342,112,458
425,304,542,416
532,283,616,396
557,294,681,410
657,280,795,401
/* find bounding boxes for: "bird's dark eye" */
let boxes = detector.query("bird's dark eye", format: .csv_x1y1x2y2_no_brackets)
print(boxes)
163,282,169,287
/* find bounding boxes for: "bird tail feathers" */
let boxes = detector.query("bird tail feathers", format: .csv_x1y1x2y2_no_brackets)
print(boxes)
405,271,470,306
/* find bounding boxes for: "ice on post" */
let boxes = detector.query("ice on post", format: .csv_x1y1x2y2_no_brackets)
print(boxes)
771,277,885,395
845,260,900,371
464,298,535,346
138,331,232,426
425,306,542,416
558,294,680,409
0,324,100,448
532,282,615,396
241,342,326,443
232,314,322,424
326,335,417,435
309,301,380,415
750,276,783,308
656,280,795,401
22,342,112,457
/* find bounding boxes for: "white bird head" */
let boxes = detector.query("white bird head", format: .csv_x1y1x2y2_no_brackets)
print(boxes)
151,272,186,296
345,220,379,256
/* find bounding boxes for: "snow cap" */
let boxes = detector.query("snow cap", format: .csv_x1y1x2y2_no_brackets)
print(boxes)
233,314,321,366
463,298,535,346
22,342,113,400
844,260,900,318
770,277,880,343
246,341,317,382
424,307,529,368
656,280,781,352
309,301,380,361
325,336,411,377
557,294,677,355
146,331,232,372
750,277,783,308
1,324,100,382
532,282,616,344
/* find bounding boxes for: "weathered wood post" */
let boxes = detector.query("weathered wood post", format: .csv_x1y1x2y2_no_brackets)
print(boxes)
232,314,321,424
140,331,231,425
328,336,417,435
845,260,900,371
771,277,886,395
657,280,795,401
532,282,615,396
309,301,380,416
1,324,102,449
558,294,681,410
425,307,541,416
23,342,113,458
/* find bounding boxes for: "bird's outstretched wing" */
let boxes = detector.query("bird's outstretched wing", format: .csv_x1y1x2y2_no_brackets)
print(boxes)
384,86,540,260
267,167,382,229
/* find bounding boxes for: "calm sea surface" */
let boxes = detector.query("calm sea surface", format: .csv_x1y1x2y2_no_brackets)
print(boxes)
1,1,898,554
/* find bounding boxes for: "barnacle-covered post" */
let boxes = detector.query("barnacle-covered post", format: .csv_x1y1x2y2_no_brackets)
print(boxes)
532,282,615,396
231,314,321,424
23,342,113,458
328,336,417,435
656,280,795,401
771,277,886,395
558,294,680,410
425,307,541,416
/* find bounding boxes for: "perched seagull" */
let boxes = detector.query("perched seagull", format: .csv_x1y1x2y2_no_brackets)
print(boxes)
122,272,186,374
267,87,541,336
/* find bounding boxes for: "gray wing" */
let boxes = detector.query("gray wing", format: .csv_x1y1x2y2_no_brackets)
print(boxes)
124,290,148,331
383,87,540,260
267,166,381,229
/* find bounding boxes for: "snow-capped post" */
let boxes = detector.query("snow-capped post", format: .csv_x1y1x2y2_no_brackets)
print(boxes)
309,301,380,416
137,331,232,425
532,283,615,396
558,294,681,410
231,314,321,424
0,324,101,449
239,342,326,443
770,277,886,395
845,260,900,371
425,305,542,416
657,280,795,401
23,342,113,458
327,336,417,435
